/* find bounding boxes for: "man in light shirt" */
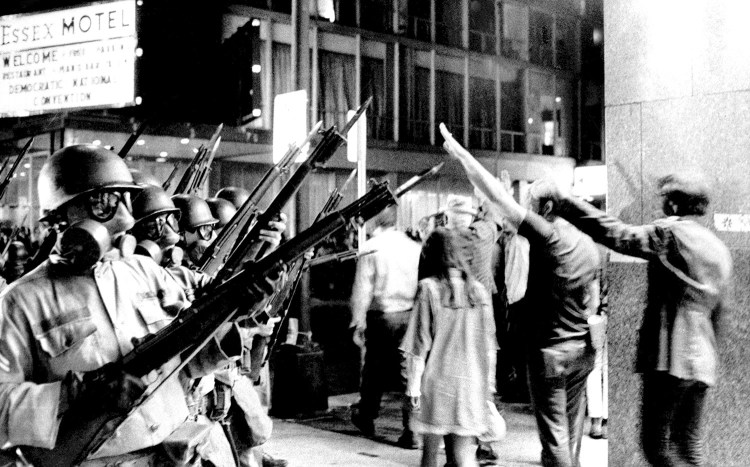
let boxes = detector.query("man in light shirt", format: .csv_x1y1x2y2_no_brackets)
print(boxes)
350,205,421,449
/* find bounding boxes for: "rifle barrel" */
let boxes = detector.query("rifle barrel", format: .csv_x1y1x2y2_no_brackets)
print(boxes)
118,120,148,158
394,162,445,198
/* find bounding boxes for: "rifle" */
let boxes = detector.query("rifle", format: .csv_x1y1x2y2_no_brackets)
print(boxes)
21,181,397,467
213,97,372,284
0,137,34,201
171,124,223,195
259,162,443,361
161,164,180,192
304,248,375,269
196,121,323,275
117,120,148,159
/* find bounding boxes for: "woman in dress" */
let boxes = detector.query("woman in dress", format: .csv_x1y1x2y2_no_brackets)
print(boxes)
402,227,498,467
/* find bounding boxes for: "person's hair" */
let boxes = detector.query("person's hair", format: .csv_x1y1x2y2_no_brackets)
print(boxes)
372,204,397,230
657,173,710,216
419,227,481,307
527,180,557,215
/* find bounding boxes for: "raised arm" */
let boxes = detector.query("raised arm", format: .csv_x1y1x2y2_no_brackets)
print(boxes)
439,123,526,229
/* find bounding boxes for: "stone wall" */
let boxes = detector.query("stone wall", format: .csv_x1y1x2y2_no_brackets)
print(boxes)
605,1,750,464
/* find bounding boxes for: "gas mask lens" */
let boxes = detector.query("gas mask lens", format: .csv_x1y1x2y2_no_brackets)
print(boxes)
139,212,180,241
86,189,132,222
192,224,215,241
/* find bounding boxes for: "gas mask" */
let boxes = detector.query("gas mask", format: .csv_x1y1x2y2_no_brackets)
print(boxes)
54,219,136,272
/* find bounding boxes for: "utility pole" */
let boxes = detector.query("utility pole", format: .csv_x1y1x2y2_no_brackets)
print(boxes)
291,0,313,341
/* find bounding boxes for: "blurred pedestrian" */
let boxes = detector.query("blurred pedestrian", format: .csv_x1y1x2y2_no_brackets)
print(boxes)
549,171,733,466
350,205,422,449
402,228,497,467
441,123,600,467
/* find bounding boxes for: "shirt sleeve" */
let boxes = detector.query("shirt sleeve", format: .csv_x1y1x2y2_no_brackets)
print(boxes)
349,252,375,330
558,196,663,260
0,296,64,449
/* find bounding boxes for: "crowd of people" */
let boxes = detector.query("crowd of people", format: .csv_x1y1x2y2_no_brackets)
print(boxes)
346,123,733,467
0,121,733,467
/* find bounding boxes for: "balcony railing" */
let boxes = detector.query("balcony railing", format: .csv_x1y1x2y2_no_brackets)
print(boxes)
405,118,431,145
406,16,432,42
469,29,496,55
469,126,496,150
435,20,462,48
500,130,526,153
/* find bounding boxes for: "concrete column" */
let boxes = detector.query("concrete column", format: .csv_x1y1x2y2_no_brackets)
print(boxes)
605,1,750,465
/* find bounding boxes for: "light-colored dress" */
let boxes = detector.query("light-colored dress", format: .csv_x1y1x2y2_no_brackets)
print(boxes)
401,272,497,436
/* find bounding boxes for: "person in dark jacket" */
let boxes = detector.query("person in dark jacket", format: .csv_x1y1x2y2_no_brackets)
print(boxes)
540,171,734,466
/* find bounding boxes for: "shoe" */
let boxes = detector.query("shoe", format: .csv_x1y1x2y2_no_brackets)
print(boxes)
396,430,420,449
476,444,499,465
351,411,375,437
262,453,289,467
601,419,608,439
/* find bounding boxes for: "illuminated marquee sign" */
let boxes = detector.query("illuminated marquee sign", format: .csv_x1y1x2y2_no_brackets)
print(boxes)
0,0,137,117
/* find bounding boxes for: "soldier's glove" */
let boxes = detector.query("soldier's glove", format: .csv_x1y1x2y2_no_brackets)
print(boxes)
64,365,146,414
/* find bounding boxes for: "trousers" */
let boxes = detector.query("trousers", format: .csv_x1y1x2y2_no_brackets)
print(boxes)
527,340,595,467
358,310,411,428
641,372,709,467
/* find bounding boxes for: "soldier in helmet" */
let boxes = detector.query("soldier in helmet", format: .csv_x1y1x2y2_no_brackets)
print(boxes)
216,186,251,210
0,144,278,466
207,197,237,234
172,194,220,267
131,185,185,268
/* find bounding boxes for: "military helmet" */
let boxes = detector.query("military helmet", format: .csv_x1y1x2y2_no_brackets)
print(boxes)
206,197,236,228
171,194,218,231
129,168,162,188
38,145,140,213
216,186,250,209
132,185,181,224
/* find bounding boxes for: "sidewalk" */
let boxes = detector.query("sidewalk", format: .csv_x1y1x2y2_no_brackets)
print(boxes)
264,393,607,467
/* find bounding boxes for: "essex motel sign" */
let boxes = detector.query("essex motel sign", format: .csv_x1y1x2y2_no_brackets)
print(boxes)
0,0,138,117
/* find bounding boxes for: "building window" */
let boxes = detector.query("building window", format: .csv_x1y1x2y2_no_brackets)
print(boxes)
318,51,356,129
272,43,293,98
469,77,496,150
336,0,357,27
500,67,525,153
527,70,555,155
555,78,575,158
529,10,553,67
469,0,496,54
501,2,528,61
405,0,431,42
435,70,463,144
360,0,391,33
271,0,291,14
361,57,392,141
407,66,431,144
556,16,578,71
435,0,462,48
